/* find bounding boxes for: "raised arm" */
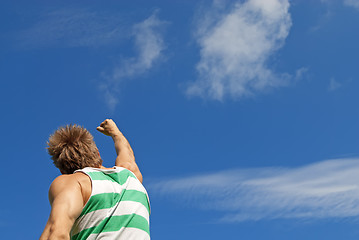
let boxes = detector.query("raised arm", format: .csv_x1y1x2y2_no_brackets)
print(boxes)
40,175,83,240
97,119,143,183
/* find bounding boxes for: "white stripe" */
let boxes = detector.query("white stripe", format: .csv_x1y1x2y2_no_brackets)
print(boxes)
81,166,136,179
87,227,150,240
72,201,150,235
91,180,123,195
78,167,149,198
80,166,128,174
91,176,148,195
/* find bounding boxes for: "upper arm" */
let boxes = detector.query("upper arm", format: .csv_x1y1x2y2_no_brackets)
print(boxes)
115,156,143,183
40,175,83,239
49,176,83,223
112,134,143,183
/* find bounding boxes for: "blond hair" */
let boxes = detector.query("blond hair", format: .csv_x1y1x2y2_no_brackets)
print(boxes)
47,124,102,174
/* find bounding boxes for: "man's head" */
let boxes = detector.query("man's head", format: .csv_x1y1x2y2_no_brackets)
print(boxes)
47,124,103,174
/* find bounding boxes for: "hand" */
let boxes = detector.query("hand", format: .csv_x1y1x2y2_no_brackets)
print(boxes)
96,119,122,137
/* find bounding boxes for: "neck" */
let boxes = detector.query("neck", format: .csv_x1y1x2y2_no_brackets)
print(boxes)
99,165,115,170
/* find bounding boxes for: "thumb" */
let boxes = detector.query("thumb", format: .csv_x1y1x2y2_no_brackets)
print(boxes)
96,126,105,133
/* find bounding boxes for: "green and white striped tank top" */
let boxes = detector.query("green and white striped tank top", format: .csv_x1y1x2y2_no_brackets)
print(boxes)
70,167,150,240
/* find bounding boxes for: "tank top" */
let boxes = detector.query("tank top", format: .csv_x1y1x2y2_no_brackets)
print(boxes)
70,167,150,240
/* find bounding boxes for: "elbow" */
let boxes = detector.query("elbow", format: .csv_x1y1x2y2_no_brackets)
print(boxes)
48,232,69,240
47,225,70,240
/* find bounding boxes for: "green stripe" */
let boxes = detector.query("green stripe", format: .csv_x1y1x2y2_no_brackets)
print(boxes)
86,170,136,184
80,190,150,217
122,190,150,213
71,214,149,240
80,193,121,217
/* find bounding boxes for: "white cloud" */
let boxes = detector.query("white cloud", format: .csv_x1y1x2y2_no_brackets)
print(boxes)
186,0,293,100
150,158,359,222
100,12,167,110
18,8,125,48
344,0,359,9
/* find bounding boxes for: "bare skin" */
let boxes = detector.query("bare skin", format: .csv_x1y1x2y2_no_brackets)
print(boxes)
97,119,142,182
40,119,142,240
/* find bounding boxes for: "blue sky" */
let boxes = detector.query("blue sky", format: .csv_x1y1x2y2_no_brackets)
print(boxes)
1,0,359,239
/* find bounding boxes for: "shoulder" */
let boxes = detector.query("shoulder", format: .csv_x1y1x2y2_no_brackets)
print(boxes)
49,174,81,203
115,162,143,183
50,174,78,188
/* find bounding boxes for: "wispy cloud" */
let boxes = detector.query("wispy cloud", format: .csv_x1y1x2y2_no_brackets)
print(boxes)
100,12,167,110
313,0,359,33
18,8,167,110
294,67,309,81
344,0,359,9
186,0,294,100
309,9,334,33
150,158,359,222
321,0,359,10
18,8,125,48
328,77,342,91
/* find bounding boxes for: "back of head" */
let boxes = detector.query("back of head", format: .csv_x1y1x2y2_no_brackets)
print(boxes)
47,124,103,174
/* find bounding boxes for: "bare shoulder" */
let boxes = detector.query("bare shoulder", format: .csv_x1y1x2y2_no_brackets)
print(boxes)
50,174,79,188
49,174,81,203
72,171,91,180
72,172,92,188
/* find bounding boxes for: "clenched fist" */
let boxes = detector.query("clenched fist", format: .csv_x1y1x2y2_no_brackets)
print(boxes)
96,119,122,137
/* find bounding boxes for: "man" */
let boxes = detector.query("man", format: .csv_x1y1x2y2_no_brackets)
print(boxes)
40,119,150,240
